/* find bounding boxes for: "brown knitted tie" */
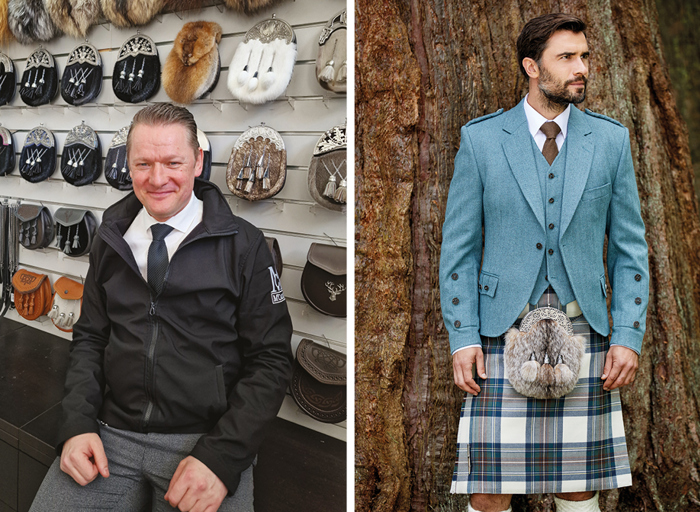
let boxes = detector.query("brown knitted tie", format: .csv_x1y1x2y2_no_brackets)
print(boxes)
540,122,561,165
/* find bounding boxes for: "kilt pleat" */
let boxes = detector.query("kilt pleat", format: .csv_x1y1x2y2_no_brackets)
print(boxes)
451,289,632,494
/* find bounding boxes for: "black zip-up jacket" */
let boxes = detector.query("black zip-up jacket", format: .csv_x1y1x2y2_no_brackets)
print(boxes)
57,180,293,495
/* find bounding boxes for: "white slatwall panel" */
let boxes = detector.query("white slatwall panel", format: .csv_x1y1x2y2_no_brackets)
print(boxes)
0,0,347,441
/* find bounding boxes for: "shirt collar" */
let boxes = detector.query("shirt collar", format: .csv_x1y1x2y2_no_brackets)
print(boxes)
523,93,571,140
138,191,201,235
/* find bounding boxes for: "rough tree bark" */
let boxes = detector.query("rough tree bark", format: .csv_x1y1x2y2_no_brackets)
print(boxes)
355,1,700,511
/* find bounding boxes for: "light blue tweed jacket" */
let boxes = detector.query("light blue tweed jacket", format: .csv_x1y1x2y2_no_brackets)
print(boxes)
439,99,649,354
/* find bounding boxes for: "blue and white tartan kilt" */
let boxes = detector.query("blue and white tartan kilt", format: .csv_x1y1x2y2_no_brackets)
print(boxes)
451,289,632,495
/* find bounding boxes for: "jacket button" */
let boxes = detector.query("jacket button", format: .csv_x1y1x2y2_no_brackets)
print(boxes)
549,223,555,230
635,297,642,304
635,274,642,281
484,285,489,291
536,243,543,250
548,249,554,255
454,320,461,328
452,297,459,305
634,321,640,328
452,273,458,280
549,197,554,204
478,284,482,289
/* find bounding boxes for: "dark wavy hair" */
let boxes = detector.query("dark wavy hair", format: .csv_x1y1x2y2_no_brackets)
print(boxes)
516,13,587,77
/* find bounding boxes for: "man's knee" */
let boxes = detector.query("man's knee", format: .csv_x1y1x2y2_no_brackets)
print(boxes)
469,493,512,512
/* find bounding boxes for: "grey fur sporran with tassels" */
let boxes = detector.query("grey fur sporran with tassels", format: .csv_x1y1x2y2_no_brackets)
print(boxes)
504,307,585,399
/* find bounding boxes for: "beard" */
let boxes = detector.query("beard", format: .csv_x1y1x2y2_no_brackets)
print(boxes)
538,65,587,110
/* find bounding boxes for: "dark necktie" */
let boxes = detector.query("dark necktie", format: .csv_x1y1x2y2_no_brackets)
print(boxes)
540,122,561,165
148,223,174,295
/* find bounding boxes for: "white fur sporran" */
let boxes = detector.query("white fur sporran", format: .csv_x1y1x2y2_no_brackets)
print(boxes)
504,307,585,399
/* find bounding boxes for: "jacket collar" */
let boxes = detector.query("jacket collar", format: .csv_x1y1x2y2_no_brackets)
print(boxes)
501,98,593,237
100,178,239,240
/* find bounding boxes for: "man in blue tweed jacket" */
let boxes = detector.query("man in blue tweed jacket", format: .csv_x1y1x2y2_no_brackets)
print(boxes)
440,13,649,512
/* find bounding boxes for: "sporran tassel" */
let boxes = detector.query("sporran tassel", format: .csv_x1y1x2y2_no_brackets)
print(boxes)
323,174,337,198
237,50,253,86
64,228,72,254
48,304,59,320
333,178,347,204
319,40,337,83
244,172,255,193
73,231,80,249
336,60,347,83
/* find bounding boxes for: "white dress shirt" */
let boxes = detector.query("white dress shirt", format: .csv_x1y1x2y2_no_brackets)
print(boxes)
523,93,571,151
123,192,204,281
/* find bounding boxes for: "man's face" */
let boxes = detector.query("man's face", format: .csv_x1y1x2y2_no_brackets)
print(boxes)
536,30,589,106
128,123,203,222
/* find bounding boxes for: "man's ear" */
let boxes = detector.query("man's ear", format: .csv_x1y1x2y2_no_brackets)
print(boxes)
194,147,203,178
523,57,539,79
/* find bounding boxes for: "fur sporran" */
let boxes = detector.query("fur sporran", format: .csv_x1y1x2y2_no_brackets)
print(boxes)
227,17,297,105
163,21,221,104
504,307,585,399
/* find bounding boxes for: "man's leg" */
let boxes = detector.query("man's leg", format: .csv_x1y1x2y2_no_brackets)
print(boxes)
29,425,151,511
143,431,254,512
554,491,599,511
469,493,513,512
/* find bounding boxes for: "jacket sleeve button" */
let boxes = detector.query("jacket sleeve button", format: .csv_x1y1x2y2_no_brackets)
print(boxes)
452,297,459,305
635,297,642,304
536,243,543,250
454,320,461,328
635,274,642,281
634,321,640,328
452,273,459,280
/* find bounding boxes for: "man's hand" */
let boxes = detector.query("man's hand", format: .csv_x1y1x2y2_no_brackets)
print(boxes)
453,346,486,395
165,456,228,512
60,433,110,486
601,345,639,391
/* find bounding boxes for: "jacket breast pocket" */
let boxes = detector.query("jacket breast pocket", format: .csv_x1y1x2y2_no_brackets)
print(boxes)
479,272,498,298
581,182,611,202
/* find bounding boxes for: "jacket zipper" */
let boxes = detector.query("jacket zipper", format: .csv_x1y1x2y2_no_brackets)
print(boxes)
141,299,159,429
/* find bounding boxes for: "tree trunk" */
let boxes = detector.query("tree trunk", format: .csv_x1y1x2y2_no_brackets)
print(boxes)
355,1,700,511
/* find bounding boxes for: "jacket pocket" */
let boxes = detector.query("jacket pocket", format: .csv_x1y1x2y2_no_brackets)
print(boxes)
581,182,612,202
600,273,607,297
479,271,498,298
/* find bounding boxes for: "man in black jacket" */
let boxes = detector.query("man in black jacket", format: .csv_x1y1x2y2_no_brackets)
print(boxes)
31,103,293,512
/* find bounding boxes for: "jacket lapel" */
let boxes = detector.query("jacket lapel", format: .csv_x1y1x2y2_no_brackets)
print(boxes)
502,101,545,231
559,107,594,238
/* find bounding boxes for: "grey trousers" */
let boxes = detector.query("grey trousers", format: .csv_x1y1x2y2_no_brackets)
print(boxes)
30,423,254,511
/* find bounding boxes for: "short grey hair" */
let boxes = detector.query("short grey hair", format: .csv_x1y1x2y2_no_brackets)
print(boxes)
126,103,199,158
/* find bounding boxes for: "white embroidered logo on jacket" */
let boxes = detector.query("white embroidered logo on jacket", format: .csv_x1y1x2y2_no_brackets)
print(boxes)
269,266,285,304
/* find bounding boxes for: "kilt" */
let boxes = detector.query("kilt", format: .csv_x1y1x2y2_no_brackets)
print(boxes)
451,288,632,494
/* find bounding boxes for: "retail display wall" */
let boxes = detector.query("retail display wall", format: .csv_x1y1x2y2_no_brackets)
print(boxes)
0,0,347,441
